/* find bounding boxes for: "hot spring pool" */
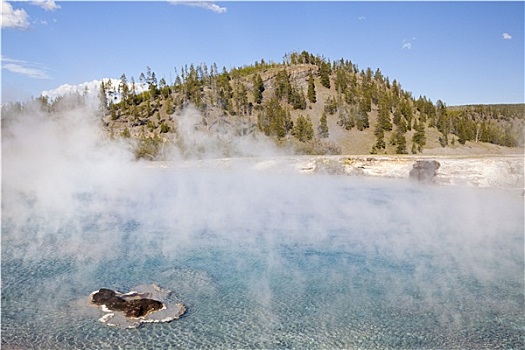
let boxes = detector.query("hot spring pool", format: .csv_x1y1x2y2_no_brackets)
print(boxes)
2,168,523,349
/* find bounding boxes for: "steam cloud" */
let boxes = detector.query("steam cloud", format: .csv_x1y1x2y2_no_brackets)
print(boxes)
2,100,523,347
169,105,287,160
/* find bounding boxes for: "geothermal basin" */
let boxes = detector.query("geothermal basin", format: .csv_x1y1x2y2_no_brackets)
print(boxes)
2,153,524,349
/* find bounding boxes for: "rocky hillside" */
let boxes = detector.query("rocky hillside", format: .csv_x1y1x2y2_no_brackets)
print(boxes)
5,51,523,160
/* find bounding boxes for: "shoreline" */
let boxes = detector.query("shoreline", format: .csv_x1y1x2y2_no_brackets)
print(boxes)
149,153,524,191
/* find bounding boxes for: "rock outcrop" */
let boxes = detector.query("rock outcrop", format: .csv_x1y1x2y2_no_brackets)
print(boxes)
91,288,164,318
89,284,186,328
409,160,440,182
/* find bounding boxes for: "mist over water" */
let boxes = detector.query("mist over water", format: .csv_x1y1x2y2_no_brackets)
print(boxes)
2,103,524,349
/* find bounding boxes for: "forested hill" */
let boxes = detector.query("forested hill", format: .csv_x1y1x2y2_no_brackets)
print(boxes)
7,50,525,159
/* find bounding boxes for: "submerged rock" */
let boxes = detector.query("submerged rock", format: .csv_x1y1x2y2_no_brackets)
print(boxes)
409,160,440,183
88,284,186,328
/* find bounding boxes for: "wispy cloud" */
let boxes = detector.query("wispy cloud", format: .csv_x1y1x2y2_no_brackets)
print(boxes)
401,40,412,50
31,0,61,11
402,37,416,50
169,1,227,14
502,32,512,40
2,56,51,79
357,16,366,21
1,0,30,29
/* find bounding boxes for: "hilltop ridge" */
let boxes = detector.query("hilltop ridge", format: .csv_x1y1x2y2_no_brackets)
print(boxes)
4,50,523,160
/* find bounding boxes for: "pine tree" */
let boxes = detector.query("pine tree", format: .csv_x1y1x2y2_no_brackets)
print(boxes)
344,74,359,105
436,100,449,146
98,80,108,115
324,96,338,115
377,95,393,132
307,73,316,103
217,68,233,112
293,114,314,142
121,126,131,138
159,78,169,98
360,92,372,113
183,64,202,106
374,68,384,83
337,104,355,130
356,103,370,131
165,98,173,115
318,112,329,138
372,88,391,150
252,73,264,104
130,76,137,99
412,118,427,153
393,108,403,126
394,128,408,154
334,68,348,94
233,80,249,115
119,74,129,110
275,69,291,101
258,97,288,139
290,85,306,110
149,74,158,100
400,98,413,131
374,128,386,150
304,115,314,141
319,61,331,89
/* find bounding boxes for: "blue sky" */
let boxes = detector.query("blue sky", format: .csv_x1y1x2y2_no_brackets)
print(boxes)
2,1,524,106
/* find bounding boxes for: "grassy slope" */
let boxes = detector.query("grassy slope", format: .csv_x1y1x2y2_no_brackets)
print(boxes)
103,64,524,157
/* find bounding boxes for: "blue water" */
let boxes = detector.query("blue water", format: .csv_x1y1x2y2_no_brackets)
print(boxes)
2,170,524,349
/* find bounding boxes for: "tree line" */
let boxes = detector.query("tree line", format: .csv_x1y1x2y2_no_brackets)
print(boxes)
3,50,521,160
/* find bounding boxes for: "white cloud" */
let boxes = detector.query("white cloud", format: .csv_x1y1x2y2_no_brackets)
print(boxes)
402,37,417,50
1,0,30,29
358,16,366,21
2,56,51,79
1,0,60,30
31,0,61,11
502,32,512,40
169,1,227,14
41,78,149,102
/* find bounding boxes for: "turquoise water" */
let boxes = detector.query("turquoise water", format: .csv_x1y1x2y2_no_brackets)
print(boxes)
2,171,524,349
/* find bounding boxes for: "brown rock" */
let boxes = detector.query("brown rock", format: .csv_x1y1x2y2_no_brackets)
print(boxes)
409,160,440,182
91,288,164,318
124,299,164,318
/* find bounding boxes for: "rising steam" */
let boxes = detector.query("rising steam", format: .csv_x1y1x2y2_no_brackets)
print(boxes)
2,99,523,348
